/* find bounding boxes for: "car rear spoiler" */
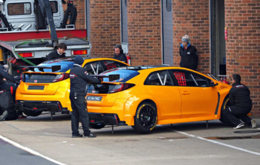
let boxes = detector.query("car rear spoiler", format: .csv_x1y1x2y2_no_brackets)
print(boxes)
19,65,61,72
91,74,120,81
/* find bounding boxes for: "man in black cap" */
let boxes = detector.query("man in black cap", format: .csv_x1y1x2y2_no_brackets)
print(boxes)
46,43,67,61
69,56,101,137
222,74,257,129
113,44,127,63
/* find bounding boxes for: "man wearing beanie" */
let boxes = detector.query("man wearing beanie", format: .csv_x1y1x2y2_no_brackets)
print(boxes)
69,56,101,138
222,74,257,129
179,35,198,70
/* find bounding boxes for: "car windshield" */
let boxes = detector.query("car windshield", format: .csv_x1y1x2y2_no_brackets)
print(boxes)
101,69,139,82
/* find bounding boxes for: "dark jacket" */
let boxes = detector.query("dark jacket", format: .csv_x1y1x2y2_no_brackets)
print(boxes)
46,50,65,61
70,64,100,94
0,65,17,85
179,44,198,70
114,53,127,63
229,83,252,108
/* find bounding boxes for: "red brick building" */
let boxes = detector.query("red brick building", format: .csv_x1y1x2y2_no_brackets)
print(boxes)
75,0,259,116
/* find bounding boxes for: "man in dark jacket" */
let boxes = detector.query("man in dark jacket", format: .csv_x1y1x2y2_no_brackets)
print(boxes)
46,43,67,60
69,56,101,137
222,74,257,129
0,65,19,121
179,35,198,70
113,44,127,63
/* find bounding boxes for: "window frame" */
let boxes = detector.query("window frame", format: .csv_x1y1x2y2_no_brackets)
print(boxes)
170,69,212,87
144,70,174,86
7,2,32,16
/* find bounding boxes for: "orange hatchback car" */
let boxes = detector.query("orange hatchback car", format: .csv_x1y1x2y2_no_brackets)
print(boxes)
86,66,231,133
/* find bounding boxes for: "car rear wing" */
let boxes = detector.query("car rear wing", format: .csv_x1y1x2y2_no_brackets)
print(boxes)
91,74,120,82
19,65,61,72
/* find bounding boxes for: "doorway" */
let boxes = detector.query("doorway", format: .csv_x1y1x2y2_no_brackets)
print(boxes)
210,0,226,76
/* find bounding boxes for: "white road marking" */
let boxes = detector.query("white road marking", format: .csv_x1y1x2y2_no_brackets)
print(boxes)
0,135,66,165
176,131,260,156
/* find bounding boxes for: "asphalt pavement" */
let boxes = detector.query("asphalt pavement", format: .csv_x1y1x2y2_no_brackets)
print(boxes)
0,114,259,165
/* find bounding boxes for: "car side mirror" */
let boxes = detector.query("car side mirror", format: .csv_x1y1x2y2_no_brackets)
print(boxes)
209,82,218,87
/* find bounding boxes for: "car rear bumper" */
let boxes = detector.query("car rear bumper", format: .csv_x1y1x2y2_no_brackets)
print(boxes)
16,100,69,113
89,113,126,126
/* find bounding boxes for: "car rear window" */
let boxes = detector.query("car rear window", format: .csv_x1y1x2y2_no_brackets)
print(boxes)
101,69,139,82
23,73,57,83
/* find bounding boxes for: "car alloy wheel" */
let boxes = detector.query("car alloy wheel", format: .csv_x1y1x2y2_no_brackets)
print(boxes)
134,102,157,133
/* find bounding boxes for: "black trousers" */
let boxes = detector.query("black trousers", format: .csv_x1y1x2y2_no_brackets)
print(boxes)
222,105,252,126
70,92,90,135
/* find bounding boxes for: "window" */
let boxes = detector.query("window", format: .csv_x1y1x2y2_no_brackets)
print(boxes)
145,70,173,86
191,73,211,87
8,3,31,15
84,62,105,75
102,60,127,70
171,70,211,87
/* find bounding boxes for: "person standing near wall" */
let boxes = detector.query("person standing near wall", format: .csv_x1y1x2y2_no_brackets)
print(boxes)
179,35,198,70
113,44,127,63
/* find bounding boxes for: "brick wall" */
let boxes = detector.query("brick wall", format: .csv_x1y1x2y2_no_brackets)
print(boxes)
89,0,121,58
172,0,210,73
225,0,260,116
127,0,162,66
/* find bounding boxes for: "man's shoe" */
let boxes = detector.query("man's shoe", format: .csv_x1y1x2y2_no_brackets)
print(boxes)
72,134,83,138
233,122,245,129
84,132,96,138
0,111,8,121
251,119,257,128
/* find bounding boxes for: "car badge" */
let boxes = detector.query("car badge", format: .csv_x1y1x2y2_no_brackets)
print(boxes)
34,80,38,83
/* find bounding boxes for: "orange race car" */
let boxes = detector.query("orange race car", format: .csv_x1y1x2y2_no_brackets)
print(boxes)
15,58,128,117
86,66,231,132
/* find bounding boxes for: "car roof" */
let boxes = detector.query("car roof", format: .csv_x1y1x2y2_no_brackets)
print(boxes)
106,65,215,80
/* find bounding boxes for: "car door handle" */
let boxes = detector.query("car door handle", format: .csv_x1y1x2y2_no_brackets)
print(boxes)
182,91,190,95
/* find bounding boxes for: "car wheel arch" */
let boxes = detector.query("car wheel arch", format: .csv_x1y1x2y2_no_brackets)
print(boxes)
135,99,157,116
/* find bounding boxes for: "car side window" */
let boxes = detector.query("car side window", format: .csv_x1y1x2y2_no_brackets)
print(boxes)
102,60,127,70
171,70,211,87
190,73,211,87
83,61,105,75
144,70,173,86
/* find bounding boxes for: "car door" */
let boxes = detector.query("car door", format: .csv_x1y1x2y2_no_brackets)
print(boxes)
171,69,219,120
144,70,181,123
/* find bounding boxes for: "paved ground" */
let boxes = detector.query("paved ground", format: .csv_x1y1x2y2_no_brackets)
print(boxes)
0,114,259,165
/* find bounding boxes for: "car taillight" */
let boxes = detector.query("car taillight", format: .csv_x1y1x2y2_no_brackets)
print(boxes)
72,50,87,55
18,52,33,57
53,73,70,82
109,83,135,93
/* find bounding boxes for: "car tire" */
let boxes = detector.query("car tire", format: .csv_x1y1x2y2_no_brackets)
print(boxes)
134,101,157,133
219,97,233,126
90,123,105,129
23,110,42,117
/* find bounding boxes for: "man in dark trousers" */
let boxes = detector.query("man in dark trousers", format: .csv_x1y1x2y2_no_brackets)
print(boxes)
113,44,127,63
46,43,67,60
0,65,19,121
179,35,198,70
69,56,101,137
222,74,257,129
